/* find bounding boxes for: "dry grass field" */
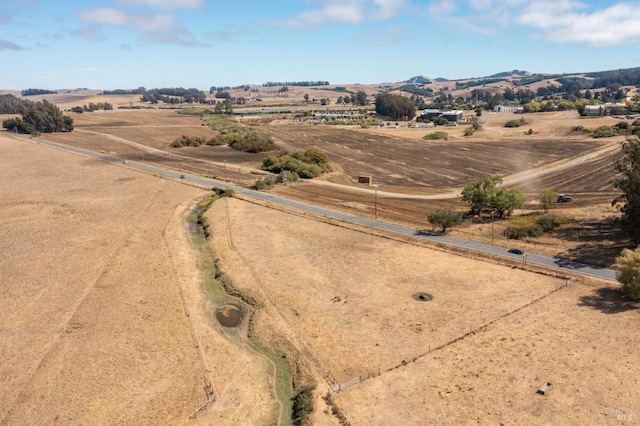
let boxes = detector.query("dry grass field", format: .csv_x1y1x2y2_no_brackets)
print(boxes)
2,95,638,425
205,198,639,426
0,133,283,425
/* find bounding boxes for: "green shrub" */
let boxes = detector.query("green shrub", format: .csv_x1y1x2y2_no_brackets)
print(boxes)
202,114,279,152
591,125,618,138
616,121,630,131
291,385,315,426
536,215,562,232
252,175,278,190
170,135,211,147
504,118,526,128
423,131,448,140
504,225,543,239
464,128,473,136
261,149,331,179
432,116,449,125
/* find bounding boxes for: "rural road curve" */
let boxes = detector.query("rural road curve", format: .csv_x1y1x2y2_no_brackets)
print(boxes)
16,133,619,282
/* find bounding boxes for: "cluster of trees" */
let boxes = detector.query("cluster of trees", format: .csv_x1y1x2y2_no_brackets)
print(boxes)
0,94,24,114
201,114,277,153
70,102,113,113
170,135,221,148
590,119,640,139
103,87,147,95
261,149,331,179
428,175,525,233
374,93,417,120
461,174,525,218
104,87,209,104
21,88,56,96
263,81,329,87
335,90,367,106
2,99,73,133
208,84,251,93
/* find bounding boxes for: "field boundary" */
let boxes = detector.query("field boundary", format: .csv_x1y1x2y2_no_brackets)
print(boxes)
326,277,577,394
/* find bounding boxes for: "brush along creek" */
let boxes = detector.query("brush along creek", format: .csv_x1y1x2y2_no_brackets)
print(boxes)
187,194,313,425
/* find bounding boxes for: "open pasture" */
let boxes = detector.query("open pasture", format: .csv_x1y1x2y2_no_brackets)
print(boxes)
205,197,638,426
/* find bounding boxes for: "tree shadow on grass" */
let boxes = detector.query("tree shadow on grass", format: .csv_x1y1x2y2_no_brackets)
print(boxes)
577,287,639,314
554,217,632,268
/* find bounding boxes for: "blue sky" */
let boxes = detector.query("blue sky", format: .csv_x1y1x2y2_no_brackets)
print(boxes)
1,0,639,90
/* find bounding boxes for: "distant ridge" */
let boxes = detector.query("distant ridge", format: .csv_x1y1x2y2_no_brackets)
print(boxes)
487,70,533,78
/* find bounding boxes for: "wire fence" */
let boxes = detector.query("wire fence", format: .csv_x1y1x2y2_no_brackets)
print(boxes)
326,277,576,394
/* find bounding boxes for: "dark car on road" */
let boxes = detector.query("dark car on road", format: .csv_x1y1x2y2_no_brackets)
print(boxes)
508,248,525,255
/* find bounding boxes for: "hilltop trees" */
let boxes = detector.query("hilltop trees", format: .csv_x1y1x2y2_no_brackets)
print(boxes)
374,93,417,120
2,99,73,133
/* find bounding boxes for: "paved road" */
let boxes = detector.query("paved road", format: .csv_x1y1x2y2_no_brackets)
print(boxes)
17,134,619,282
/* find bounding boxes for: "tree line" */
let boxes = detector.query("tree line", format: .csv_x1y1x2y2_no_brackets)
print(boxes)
263,81,329,87
2,99,73,133
21,88,57,96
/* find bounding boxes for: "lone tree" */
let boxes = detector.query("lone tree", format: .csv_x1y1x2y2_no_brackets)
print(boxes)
612,136,640,242
461,174,502,215
461,174,524,217
616,247,640,299
538,188,558,213
428,208,464,234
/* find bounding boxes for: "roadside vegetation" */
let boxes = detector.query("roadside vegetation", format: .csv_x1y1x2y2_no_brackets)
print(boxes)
503,214,573,240
428,208,464,233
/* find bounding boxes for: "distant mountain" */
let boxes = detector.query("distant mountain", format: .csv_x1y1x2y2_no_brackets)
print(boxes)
404,76,432,84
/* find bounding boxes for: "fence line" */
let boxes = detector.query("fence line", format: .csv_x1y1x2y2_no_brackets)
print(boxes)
329,277,576,393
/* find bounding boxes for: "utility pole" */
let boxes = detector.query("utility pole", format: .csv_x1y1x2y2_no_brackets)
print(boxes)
491,210,495,242
374,186,378,219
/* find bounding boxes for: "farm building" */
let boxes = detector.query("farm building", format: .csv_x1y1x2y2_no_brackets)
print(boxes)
494,105,524,113
420,109,463,123
584,103,628,116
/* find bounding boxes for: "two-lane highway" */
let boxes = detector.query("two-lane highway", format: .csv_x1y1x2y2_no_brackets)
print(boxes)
17,133,619,282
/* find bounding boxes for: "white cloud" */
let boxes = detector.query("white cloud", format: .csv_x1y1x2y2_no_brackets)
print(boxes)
427,0,456,17
79,7,197,45
469,0,492,10
117,0,203,10
277,0,406,28
427,0,640,46
517,1,640,46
